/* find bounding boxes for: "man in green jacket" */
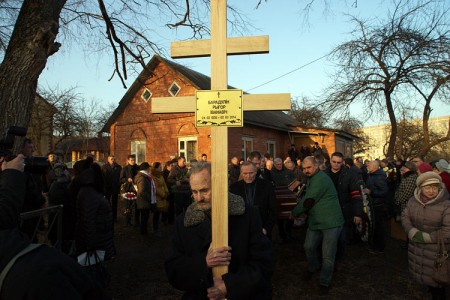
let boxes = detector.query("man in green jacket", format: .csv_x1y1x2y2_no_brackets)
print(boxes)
292,156,344,294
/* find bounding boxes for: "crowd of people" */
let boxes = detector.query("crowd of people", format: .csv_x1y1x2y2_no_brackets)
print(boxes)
0,137,449,299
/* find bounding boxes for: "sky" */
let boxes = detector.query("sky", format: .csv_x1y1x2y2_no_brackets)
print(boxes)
39,1,450,126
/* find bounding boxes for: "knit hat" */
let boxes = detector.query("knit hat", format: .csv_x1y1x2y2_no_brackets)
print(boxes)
418,162,433,174
435,159,450,173
404,161,417,172
416,171,442,187
139,162,151,171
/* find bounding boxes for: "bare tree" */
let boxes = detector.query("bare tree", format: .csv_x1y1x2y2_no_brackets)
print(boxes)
289,97,327,128
318,0,450,158
0,0,251,152
39,86,82,148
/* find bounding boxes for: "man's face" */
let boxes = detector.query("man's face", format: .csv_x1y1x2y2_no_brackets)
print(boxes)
380,161,387,168
367,162,378,173
128,157,136,165
201,155,207,161
302,159,318,177
330,156,343,172
241,164,257,184
266,160,273,170
178,158,186,168
412,157,423,167
251,157,261,169
296,159,302,167
190,169,212,211
22,142,34,158
274,161,283,171
48,154,56,163
231,157,238,165
108,156,116,165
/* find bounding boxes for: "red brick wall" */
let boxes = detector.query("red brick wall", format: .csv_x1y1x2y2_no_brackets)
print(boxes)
110,58,352,167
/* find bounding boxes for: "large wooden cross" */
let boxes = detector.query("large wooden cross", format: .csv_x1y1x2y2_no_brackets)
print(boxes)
153,0,290,278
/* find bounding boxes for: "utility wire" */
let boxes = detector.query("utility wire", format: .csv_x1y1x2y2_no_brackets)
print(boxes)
245,52,332,92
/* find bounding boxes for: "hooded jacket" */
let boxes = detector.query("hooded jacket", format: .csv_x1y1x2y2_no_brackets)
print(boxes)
402,185,450,287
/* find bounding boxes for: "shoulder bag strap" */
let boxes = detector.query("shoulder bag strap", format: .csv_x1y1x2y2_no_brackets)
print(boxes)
0,243,43,292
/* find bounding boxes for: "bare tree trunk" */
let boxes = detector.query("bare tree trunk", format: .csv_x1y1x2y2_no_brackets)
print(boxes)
0,0,65,152
385,90,397,159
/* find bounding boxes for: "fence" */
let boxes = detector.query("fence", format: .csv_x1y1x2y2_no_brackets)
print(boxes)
19,205,63,250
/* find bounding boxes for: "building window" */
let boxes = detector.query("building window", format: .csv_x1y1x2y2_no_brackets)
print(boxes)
131,140,146,164
141,88,152,103
242,137,253,160
169,81,181,97
266,141,276,158
178,136,197,162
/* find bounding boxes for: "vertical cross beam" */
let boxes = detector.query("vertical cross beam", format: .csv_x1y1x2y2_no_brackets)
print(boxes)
210,0,228,278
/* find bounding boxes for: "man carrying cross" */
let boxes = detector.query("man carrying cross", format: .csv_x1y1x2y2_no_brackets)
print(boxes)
164,162,273,299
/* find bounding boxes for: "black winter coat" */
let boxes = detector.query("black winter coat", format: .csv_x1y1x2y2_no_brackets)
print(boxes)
48,179,76,241
102,162,122,195
365,169,389,205
229,178,277,234
324,167,364,221
165,199,274,300
120,164,138,185
0,228,103,300
74,169,115,260
0,169,26,229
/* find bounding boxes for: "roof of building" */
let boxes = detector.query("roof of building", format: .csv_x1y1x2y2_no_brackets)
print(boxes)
56,136,110,152
101,55,297,132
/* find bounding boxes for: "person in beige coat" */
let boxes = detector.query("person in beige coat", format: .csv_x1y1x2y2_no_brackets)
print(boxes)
151,162,169,237
402,171,450,300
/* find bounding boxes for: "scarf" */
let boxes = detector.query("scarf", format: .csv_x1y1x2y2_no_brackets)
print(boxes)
184,193,245,227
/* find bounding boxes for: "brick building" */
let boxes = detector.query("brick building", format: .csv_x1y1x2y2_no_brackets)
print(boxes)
102,55,357,165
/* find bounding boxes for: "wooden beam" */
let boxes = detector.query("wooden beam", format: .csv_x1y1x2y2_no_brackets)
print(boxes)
171,36,269,58
151,93,291,113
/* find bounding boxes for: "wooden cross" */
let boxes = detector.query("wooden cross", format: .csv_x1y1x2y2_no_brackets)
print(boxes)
153,0,290,279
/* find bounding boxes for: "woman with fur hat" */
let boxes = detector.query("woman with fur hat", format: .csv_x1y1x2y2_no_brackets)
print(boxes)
402,171,450,300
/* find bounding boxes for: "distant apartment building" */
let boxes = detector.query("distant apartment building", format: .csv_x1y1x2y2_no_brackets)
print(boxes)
361,116,449,160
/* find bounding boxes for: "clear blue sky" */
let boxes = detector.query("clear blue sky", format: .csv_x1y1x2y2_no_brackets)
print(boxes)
39,1,450,125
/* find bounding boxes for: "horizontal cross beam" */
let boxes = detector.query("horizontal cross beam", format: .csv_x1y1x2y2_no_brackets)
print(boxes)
171,36,269,58
152,93,291,113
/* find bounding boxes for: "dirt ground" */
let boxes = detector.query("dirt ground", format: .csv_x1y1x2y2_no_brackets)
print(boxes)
105,206,444,300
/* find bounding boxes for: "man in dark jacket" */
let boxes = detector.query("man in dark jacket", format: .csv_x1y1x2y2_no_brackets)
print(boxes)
324,152,363,260
120,155,139,225
229,161,277,239
0,154,106,299
271,157,296,243
102,155,122,222
167,156,191,216
363,160,389,254
165,162,274,300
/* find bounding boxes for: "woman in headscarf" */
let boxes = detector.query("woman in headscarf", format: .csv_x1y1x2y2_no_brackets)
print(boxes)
402,171,450,300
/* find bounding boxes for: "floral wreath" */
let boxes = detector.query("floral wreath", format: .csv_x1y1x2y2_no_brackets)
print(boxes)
122,192,137,200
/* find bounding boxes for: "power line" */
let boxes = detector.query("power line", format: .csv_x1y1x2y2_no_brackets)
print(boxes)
245,52,332,92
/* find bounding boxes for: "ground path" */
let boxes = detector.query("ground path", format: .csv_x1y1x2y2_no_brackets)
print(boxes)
106,208,439,299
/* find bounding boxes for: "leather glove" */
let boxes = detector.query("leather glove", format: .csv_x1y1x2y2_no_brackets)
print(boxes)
303,198,316,210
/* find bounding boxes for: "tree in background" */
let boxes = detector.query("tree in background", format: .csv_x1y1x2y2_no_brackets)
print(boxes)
0,0,249,152
317,0,450,158
289,97,327,128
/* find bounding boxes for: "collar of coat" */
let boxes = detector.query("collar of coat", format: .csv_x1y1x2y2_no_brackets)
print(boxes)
184,193,245,227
